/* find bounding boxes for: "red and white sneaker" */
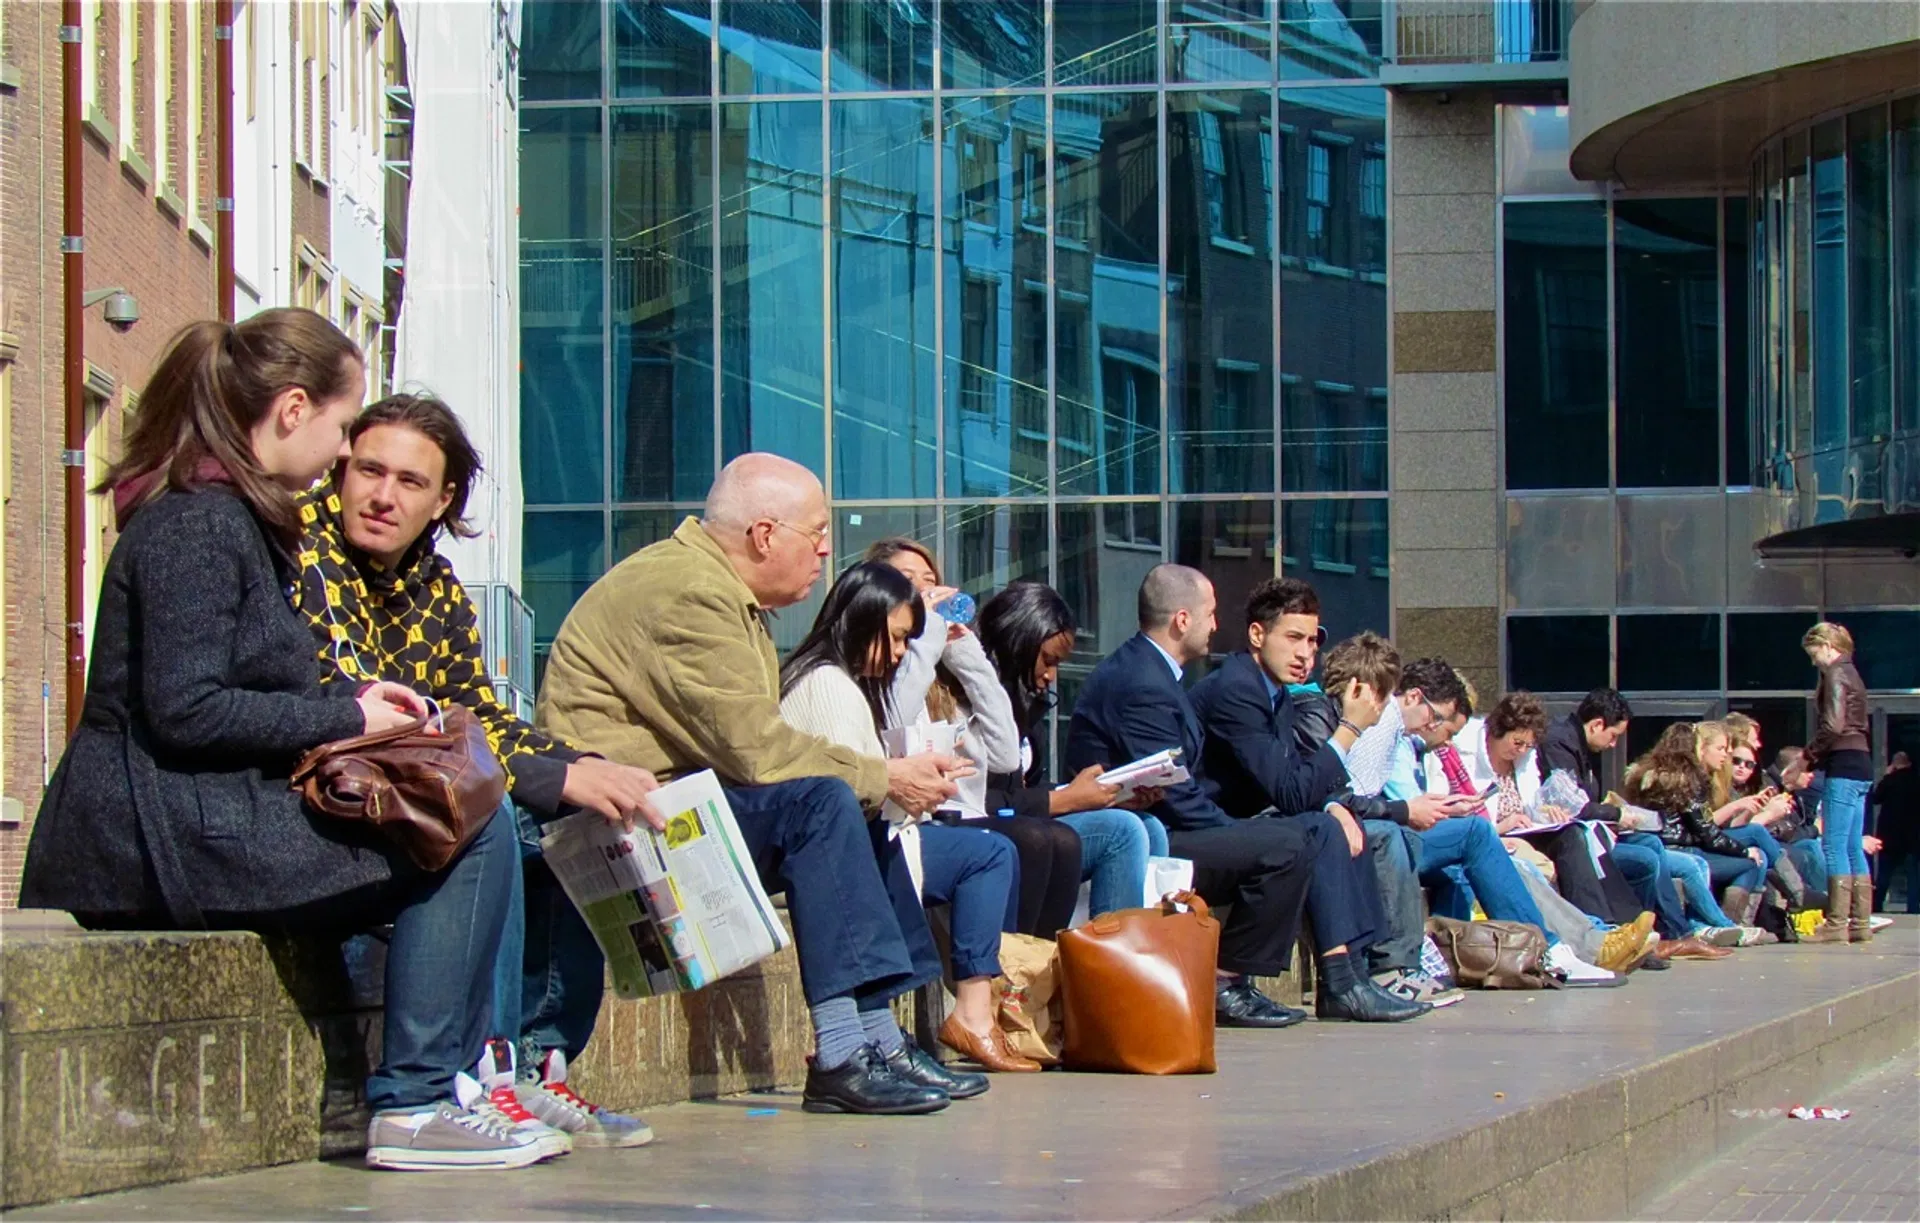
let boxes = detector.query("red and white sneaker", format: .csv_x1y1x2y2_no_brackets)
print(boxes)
517,1049,654,1149
476,1039,572,1160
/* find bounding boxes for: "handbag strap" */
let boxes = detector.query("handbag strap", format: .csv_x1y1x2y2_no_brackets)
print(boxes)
1160,890,1211,919
290,712,431,782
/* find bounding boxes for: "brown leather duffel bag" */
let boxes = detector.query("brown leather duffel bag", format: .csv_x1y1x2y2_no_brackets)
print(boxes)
1057,891,1219,1074
291,706,506,871
1424,915,1560,990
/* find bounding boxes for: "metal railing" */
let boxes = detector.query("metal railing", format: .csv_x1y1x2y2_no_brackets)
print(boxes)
1387,0,1572,69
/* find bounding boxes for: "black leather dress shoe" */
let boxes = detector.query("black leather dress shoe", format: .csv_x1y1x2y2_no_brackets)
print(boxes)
1315,977,1431,1022
886,1043,989,1100
803,1045,950,1114
1215,978,1309,1028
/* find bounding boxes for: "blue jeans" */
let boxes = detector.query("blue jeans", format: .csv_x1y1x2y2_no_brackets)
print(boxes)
365,807,516,1111
1616,832,1692,940
1786,838,1829,901
910,822,1017,980
1059,809,1167,917
1821,776,1872,876
1415,817,1552,934
1362,818,1425,974
1691,847,1764,898
1723,822,1783,870
491,802,608,1069
1665,849,1738,930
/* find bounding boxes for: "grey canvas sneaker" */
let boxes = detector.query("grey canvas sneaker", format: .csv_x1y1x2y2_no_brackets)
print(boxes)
365,1073,552,1171
1373,968,1466,1008
518,1049,655,1148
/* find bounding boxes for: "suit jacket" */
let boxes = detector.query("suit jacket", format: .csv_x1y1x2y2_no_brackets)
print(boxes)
1537,713,1619,824
1064,633,1232,831
1190,652,1350,819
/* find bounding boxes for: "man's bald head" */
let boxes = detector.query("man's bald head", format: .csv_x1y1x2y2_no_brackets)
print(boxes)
704,452,823,530
699,453,831,609
1138,563,1218,665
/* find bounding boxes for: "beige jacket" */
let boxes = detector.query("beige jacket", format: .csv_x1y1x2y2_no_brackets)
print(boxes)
536,516,890,806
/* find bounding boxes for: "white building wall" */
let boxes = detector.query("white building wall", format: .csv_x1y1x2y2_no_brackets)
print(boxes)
390,0,522,589
232,0,296,315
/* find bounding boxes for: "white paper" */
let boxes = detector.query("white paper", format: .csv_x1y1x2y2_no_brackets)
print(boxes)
1067,855,1195,928
1092,748,1190,804
540,770,790,1000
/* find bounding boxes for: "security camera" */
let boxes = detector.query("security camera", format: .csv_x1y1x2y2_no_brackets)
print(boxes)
103,292,140,331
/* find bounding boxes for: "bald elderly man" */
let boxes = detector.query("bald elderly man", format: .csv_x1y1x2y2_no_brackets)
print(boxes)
539,454,977,1117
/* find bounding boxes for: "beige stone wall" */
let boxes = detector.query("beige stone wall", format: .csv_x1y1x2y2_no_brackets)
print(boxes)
1388,91,1501,701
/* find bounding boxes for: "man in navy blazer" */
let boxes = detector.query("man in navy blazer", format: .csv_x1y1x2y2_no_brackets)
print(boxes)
1066,565,1428,1027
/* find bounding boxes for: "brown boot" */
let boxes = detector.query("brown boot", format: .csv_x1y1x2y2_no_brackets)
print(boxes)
1849,876,1875,943
1807,875,1853,943
1722,886,1760,927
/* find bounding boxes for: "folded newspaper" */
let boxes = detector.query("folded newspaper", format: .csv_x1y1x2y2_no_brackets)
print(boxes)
1095,748,1189,804
539,769,790,999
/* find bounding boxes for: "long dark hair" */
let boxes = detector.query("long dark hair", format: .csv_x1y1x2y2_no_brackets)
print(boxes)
102,309,362,542
976,581,1077,731
780,561,925,730
351,393,484,540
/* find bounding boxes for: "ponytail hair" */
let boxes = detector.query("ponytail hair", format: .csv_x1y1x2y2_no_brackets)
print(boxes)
101,309,362,541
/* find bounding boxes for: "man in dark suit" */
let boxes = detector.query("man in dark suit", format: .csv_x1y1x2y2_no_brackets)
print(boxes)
1065,564,1427,1027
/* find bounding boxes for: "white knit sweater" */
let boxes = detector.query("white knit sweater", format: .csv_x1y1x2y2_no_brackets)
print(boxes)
780,664,926,891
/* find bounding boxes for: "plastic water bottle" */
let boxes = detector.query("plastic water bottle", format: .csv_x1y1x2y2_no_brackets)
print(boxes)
934,590,976,626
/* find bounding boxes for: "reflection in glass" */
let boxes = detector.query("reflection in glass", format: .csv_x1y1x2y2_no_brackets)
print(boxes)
1055,93,1161,498
1281,385,1386,492
1727,611,1819,691
613,0,711,98
612,508,679,562
521,0,603,101
1847,611,1920,691
1787,132,1812,469
1057,503,1162,687
1506,614,1609,694
1280,498,1388,645
719,102,824,474
525,511,607,653
1726,698,1808,757
1170,0,1273,85
1848,106,1892,443
1054,0,1157,88
1725,198,1751,484
835,505,940,574
1896,97,1919,434
1614,198,1719,488
1811,119,1847,450
1277,0,1381,81
1174,500,1275,659
522,109,606,505
1170,93,1274,495
944,97,1048,498
1617,613,1719,692
612,106,714,503
946,503,1049,596
832,97,935,500
1504,201,1608,490
717,0,822,94
941,0,1043,90
830,0,933,91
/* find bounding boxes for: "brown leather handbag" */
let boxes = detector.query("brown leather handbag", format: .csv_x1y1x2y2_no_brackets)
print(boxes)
1423,916,1559,990
291,705,507,871
1056,891,1219,1075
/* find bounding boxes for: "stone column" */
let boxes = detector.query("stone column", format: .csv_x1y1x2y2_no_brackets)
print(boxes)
1388,91,1501,701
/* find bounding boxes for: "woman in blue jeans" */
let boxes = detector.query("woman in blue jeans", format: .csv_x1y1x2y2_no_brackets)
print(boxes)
779,562,1035,1074
976,582,1170,918
1629,722,1769,943
1803,621,1875,942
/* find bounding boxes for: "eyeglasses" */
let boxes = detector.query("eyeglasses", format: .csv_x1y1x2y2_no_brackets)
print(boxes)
768,519,829,548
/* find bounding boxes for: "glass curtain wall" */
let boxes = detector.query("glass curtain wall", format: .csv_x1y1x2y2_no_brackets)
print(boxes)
520,0,1390,716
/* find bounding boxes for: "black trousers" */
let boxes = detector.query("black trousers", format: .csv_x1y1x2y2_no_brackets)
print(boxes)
1522,825,1642,924
982,814,1084,938
1166,810,1373,977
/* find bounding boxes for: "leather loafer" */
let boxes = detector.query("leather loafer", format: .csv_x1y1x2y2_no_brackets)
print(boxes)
1315,978,1431,1022
938,1014,1042,1072
1654,935,1734,961
802,1045,950,1115
886,1043,989,1100
1215,978,1308,1029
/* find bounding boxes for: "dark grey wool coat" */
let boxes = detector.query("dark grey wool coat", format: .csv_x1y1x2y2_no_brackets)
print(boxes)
20,486,399,925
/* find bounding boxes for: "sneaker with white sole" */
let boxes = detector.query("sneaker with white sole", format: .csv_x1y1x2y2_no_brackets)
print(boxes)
1544,941,1621,987
1373,968,1465,1008
1868,915,1894,931
518,1049,654,1149
1701,925,1746,948
477,1039,572,1160
365,1073,550,1171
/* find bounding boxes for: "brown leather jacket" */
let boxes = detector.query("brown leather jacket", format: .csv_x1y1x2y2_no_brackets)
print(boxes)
1807,658,1869,765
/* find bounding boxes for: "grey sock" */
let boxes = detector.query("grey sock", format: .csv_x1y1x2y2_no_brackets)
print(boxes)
857,1006,905,1057
810,996,866,1071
